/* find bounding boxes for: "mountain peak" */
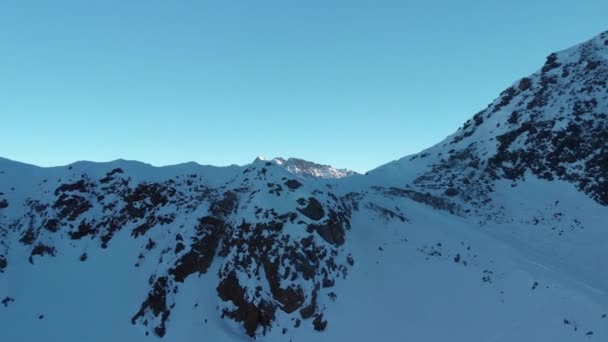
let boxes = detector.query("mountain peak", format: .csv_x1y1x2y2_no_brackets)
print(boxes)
250,156,358,179
253,156,358,179
371,29,608,206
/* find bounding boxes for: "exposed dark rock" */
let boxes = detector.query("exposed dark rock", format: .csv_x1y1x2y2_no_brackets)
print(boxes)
366,203,407,222
217,271,276,337
263,258,305,313
175,242,185,254
380,187,461,215
444,187,459,197
298,197,325,221
1,296,14,307
100,168,124,183
131,277,171,337
507,111,519,125
285,179,303,190
145,238,156,251
54,180,87,196
488,117,608,205
169,216,223,282
19,228,36,245
29,244,56,263
309,212,346,246
123,183,173,219
298,287,319,320
43,218,60,232
53,194,92,221
210,191,238,217
132,213,176,238
541,53,561,73
518,77,532,91
313,314,327,331
346,254,354,266
69,220,97,240
473,111,484,126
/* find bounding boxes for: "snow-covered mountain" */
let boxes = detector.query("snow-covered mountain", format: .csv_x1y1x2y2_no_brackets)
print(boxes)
1,31,607,341
256,157,359,179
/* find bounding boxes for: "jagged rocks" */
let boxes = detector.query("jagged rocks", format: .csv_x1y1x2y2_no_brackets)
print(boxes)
1,296,15,307
297,197,325,220
518,77,532,91
19,228,36,245
123,183,174,219
217,271,277,337
210,191,238,217
487,117,608,205
0,158,358,339
0,256,7,272
308,212,346,246
169,216,224,282
29,244,56,264
131,213,176,237
380,187,461,215
313,314,328,331
284,179,302,190
69,220,97,240
263,258,305,313
131,276,171,337
53,194,92,221
366,203,407,222
444,187,459,197
43,218,60,232
174,242,185,254
542,53,561,73
299,288,317,319
507,111,519,125
99,168,124,183
54,179,88,195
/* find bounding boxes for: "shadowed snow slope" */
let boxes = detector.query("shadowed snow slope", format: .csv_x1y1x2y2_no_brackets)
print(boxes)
1,31,608,341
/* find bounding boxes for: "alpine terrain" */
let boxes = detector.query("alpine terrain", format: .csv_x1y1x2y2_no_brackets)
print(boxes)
1,31,607,341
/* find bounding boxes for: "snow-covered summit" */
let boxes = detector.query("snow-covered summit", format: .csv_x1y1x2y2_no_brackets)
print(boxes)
369,30,608,205
253,157,358,179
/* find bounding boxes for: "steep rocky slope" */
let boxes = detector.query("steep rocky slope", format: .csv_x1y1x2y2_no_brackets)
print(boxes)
367,29,608,291
370,30,608,206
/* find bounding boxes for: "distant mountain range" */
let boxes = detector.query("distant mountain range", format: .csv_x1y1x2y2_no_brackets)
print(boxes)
1,31,607,341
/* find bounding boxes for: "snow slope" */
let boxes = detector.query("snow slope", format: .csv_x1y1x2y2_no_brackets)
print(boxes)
1,31,608,341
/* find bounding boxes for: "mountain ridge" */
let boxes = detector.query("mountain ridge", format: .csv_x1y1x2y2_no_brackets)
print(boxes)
1,30,607,341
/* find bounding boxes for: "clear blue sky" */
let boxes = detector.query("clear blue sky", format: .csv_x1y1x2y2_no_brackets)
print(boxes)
1,0,606,172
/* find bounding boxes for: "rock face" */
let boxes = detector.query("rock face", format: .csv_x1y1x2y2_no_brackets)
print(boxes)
0,158,361,338
261,157,359,179
371,30,608,210
1,31,608,341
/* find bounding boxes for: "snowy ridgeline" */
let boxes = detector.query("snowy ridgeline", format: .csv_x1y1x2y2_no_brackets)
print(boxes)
1,31,608,341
